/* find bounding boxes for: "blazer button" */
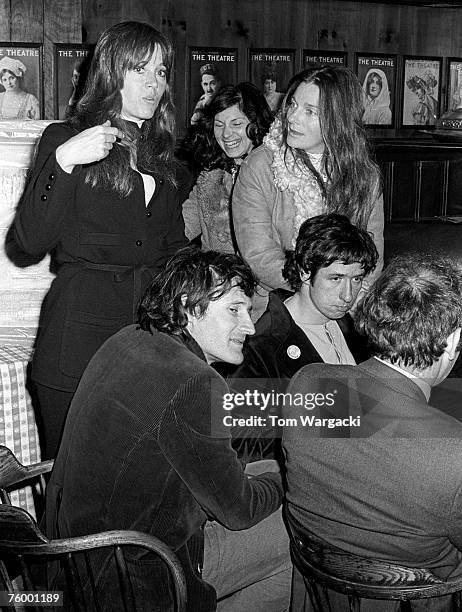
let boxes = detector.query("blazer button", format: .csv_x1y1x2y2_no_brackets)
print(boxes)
48,173,55,180
159,179,164,185
45,184,52,190
40,195,47,201
135,240,142,246
146,211,152,218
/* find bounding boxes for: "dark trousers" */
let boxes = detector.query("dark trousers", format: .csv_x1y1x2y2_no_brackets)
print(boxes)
31,382,74,460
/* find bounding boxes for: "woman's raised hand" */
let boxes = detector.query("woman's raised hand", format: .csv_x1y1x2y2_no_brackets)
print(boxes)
55,120,125,174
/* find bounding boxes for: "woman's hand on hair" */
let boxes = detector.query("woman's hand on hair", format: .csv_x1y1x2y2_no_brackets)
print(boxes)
55,120,125,174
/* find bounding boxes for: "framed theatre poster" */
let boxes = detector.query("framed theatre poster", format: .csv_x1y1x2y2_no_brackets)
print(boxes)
303,50,347,69
54,44,94,120
248,48,296,115
401,56,442,128
355,53,396,128
188,47,238,125
445,58,462,114
0,43,42,119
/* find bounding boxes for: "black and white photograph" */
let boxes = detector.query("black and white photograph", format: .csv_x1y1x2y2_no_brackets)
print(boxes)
248,48,295,114
0,43,42,120
402,55,442,127
54,43,94,120
355,53,396,127
188,46,237,125
3,4,462,612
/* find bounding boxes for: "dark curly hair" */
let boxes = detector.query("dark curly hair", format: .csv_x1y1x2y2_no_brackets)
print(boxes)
355,254,462,369
282,213,378,290
178,82,273,173
137,246,258,335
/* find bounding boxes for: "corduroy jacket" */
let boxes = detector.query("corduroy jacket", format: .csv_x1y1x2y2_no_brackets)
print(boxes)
45,325,284,611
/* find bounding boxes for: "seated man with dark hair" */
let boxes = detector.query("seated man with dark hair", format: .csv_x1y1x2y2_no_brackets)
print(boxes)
232,213,378,381
284,253,462,611
227,213,378,460
44,247,291,612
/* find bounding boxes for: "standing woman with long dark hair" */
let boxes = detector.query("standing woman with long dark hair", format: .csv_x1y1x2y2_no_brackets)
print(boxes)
13,21,186,458
232,66,384,320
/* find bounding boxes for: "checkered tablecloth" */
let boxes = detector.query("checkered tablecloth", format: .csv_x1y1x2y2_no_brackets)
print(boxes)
0,344,40,518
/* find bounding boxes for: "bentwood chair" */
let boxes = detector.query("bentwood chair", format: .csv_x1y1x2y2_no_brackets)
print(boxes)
0,503,187,612
0,445,53,519
288,521,462,611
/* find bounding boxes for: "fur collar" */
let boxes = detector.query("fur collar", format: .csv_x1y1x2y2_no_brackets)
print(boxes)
263,116,326,246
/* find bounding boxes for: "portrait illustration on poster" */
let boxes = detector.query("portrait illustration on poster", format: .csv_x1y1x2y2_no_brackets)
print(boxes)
356,53,396,127
303,50,347,69
447,58,462,114
249,48,295,115
188,47,238,125
0,44,41,120
402,57,441,128
54,44,94,120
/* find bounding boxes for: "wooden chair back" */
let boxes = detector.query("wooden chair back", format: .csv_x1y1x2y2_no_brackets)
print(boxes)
0,445,53,505
0,504,187,611
289,525,462,611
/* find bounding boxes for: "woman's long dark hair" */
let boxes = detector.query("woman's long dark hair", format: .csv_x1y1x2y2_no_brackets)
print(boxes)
68,21,176,195
178,82,273,173
280,66,381,229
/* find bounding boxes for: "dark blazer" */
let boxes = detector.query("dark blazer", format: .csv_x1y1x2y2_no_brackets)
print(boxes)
230,288,369,382
283,358,462,610
13,122,186,392
44,325,283,611
225,289,369,461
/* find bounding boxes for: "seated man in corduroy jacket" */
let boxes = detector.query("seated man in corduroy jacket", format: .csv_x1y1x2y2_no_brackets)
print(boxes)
44,247,291,612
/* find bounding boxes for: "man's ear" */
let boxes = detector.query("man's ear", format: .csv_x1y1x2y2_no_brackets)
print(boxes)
181,294,193,326
181,295,202,326
446,327,461,361
300,270,311,284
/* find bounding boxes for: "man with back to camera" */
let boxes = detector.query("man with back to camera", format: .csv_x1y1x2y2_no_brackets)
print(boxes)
44,247,291,612
283,253,462,611
190,62,221,124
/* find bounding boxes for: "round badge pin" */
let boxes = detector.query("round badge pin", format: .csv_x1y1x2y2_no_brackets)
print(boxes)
287,345,301,359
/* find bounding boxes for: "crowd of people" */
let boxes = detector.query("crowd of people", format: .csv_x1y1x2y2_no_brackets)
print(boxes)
9,19,462,612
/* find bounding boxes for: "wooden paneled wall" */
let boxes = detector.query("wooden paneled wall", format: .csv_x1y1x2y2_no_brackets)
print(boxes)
80,0,462,136
375,140,462,221
2,0,462,132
